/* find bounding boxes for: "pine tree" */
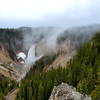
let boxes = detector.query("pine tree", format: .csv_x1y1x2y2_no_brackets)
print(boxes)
77,79,88,94
91,71,100,99
38,82,44,100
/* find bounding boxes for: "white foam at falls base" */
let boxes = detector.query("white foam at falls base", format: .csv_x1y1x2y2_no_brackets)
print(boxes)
17,52,26,60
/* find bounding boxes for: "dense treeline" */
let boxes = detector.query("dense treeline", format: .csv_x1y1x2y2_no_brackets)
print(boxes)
0,74,17,100
67,33,100,98
26,54,58,77
17,33,100,100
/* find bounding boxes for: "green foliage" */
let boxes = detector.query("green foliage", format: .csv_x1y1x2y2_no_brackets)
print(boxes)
17,33,100,100
77,79,88,94
26,54,57,78
0,74,17,100
90,71,100,99
17,67,68,100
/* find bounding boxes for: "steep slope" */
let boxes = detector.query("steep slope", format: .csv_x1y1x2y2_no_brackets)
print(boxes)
16,32,100,100
0,49,13,64
0,29,25,81
0,74,17,100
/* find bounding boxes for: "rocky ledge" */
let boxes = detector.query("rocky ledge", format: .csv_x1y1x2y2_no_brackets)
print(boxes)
49,83,92,100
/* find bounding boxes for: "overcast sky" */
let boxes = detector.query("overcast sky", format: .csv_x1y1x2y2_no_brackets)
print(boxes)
0,0,100,28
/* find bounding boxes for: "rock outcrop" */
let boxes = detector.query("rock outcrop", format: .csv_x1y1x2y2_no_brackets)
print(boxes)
49,83,92,100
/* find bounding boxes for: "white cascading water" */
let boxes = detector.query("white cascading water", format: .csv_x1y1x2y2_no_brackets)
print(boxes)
19,44,43,80
25,44,43,67
25,44,36,67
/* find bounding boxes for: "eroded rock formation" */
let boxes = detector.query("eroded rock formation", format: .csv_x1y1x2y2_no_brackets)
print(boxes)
49,83,92,100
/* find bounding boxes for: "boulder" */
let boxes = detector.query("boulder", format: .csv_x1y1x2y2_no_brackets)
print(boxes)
49,83,92,100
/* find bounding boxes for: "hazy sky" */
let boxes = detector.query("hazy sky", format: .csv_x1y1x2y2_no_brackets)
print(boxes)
0,0,100,28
